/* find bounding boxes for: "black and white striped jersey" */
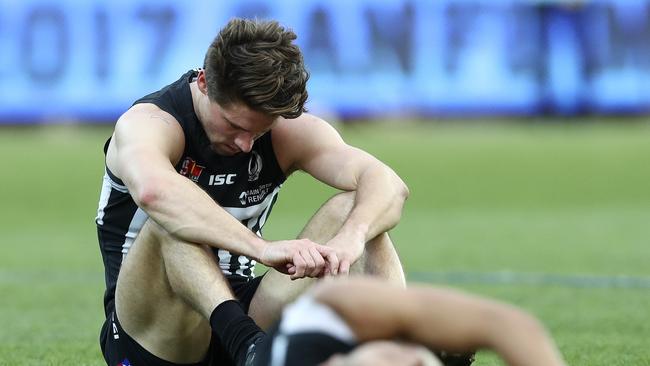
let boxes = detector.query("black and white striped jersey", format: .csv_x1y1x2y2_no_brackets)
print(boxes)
253,295,357,366
96,70,286,315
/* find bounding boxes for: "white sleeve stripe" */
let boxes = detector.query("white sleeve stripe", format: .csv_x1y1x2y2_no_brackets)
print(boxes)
95,173,114,225
257,186,280,230
104,168,129,192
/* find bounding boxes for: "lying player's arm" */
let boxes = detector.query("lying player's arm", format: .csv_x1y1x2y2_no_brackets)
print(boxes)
107,104,337,278
312,278,567,366
273,114,409,271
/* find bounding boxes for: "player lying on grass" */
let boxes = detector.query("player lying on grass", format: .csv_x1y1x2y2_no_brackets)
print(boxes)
253,277,568,366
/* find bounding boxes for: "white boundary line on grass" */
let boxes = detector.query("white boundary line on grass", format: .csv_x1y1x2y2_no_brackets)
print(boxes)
408,271,650,289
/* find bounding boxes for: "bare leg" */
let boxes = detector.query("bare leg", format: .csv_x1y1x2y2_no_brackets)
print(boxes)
358,232,405,284
249,191,405,329
115,220,234,363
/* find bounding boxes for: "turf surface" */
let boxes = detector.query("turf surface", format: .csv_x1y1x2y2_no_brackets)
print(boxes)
1,121,649,365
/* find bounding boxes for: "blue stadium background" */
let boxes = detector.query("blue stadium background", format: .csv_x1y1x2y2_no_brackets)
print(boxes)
2,0,650,122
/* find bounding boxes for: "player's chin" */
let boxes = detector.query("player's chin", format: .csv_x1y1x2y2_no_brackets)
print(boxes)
211,143,240,156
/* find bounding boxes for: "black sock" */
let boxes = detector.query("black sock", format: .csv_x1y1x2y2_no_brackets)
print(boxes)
210,300,265,365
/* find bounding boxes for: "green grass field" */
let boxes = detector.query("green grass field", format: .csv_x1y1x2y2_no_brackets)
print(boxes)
1,121,649,365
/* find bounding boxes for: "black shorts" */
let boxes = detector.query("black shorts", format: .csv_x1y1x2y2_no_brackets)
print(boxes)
100,274,265,366
101,311,210,366
226,274,264,313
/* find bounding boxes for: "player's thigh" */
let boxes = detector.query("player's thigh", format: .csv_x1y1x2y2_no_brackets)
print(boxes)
116,221,167,301
115,220,179,333
114,220,213,360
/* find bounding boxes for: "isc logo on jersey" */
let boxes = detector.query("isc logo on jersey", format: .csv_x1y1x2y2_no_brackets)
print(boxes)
209,174,236,185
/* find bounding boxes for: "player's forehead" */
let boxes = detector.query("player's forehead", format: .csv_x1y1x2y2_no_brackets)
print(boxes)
214,101,275,130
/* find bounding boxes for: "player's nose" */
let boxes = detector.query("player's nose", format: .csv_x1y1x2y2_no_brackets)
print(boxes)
234,134,254,153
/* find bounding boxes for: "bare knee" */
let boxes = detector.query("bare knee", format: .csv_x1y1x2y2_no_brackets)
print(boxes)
144,221,217,264
319,191,356,227
119,220,165,282
354,233,405,286
298,191,356,242
145,220,174,249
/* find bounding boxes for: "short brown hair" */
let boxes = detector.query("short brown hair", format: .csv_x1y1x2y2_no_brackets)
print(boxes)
203,18,309,119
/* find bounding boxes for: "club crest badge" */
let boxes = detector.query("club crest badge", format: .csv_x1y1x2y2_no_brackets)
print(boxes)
248,151,262,181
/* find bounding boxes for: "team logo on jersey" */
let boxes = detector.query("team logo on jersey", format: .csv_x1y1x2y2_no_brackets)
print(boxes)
117,359,131,366
179,157,205,182
248,151,262,181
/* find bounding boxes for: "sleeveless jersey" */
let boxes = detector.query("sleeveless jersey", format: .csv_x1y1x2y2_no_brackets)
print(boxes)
253,296,357,366
96,70,286,314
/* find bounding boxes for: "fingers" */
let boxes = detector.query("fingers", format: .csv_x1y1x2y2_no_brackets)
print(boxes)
290,251,306,280
277,239,351,280
296,249,317,279
338,258,351,276
317,246,339,276
308,246,326,277
289,241,339,280
290,246,324,280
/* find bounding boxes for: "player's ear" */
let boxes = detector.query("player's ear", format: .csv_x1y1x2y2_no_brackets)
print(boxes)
197,70,208,95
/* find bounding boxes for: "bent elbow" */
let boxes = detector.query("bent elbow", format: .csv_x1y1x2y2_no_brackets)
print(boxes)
398,179,410,201
134,184,162,211
390,171,409,202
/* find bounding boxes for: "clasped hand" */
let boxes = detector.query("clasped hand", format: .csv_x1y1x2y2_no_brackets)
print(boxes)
259,235,365,280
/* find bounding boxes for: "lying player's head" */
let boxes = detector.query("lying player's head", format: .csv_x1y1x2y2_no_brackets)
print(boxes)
199,18,309,155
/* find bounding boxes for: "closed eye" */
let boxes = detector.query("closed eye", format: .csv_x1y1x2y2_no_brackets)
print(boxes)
227,120,247,131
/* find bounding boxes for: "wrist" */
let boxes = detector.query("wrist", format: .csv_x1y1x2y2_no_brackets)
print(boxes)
339,221,369,244
248,236,268,263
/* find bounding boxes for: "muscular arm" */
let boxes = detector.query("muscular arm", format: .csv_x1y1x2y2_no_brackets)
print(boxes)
273,115,409,263
107,104,266,256
106,104,337,277
312,278,567,366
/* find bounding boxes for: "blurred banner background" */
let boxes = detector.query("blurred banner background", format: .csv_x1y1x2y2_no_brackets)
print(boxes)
3,0,650,123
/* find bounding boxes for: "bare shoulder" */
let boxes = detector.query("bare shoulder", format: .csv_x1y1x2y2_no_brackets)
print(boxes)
272,113,339,137
271,113,344,174
107,103,186,176
118,103,182,129
272,112,344,149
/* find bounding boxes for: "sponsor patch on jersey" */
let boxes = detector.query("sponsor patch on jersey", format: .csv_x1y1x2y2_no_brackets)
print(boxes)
179,157,205,182
209,173,237,185
239,182,273,205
